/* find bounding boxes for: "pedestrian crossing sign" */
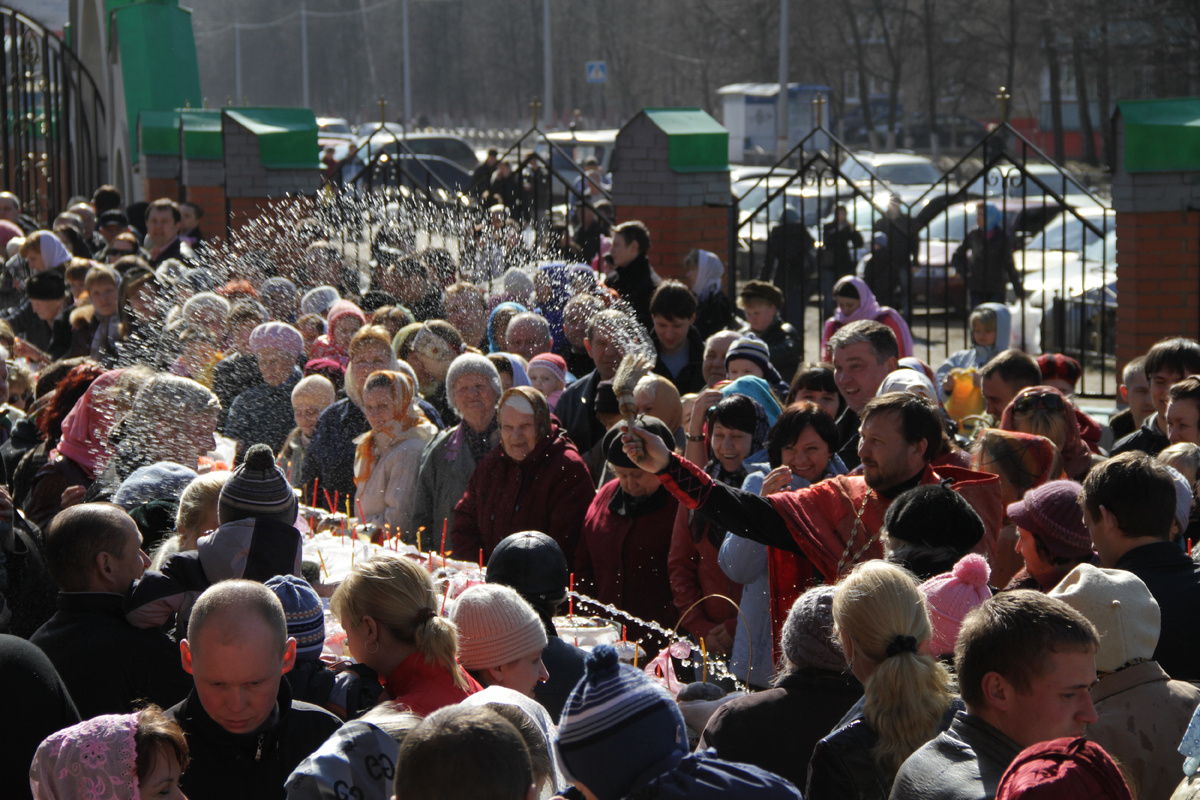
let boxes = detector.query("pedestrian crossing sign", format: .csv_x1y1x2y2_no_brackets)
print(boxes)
586,61,607,84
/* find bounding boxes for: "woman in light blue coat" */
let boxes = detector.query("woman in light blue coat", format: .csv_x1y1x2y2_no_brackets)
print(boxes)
721,401,845,688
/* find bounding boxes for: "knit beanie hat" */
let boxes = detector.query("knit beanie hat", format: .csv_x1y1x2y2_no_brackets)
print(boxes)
248,321,304,358
265,574,325,661
450,584,548,671
919,554,992,658
113,462,199,510
781,585,845,673
603,414,674,470
301,285,341,317
528,352,568,385
445,352,502,413
218,443,298,525
557,644,688,800
995,737,1133,800
883,484,985,551
1047,564,1160,673
327,299,367,332
486,531,569,607
724,335,783,384
1006,480,1093,561
1164,464,1194,535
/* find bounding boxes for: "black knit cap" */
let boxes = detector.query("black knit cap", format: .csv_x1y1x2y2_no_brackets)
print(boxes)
883,483,984,551
603,415,674,470
218,443,298,525
486,531,568,606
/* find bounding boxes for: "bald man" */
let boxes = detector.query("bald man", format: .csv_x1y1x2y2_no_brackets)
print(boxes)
170,580,339,800
32,503,190,718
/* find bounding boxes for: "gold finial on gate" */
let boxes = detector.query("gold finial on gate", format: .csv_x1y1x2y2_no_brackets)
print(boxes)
996,86,1012,123
530,96,542,130
378,96,388,126
812,93,827,128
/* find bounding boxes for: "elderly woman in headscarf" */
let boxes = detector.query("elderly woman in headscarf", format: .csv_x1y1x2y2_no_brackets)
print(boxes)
683,249,737,338
486,301,526,353
353,370,437,535
407,320,467,425
971,428,1067,587
411,354,503,539
87,374,221,501
451,386,595,564
952,201,1025,307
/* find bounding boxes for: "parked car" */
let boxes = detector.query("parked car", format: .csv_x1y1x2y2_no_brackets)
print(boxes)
840,152,943,186
964,163,1093,204
356,132,479,171
361,153,473,198
1037,231,1117,355
1014,205,1114,283
317,117,355,149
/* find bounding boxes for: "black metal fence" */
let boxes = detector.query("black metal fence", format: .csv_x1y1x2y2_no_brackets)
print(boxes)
729,120,1116,398
0,6,105,224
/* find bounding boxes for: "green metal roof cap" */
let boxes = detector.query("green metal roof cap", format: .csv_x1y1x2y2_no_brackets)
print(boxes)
138,110,179,157
1118,98,1200,173
180,109,223,160
224,108,319,170
639,108,729,173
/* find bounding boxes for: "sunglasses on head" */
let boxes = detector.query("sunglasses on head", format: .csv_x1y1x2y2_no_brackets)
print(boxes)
1013,392,1065,414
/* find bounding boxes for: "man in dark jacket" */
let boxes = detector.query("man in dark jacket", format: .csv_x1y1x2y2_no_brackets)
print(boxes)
31,503,191,719
890,591,1100,800
486,530,587,723
172,580,341,800
607,220,657,331
1082,451,1200,682
144,198,194,267
556,309,645,477
650,280,706,394
1113,337,1200,457
872,194,919,317
763,207,815,324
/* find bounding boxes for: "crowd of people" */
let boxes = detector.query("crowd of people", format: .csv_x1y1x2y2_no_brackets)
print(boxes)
0,181,1199,800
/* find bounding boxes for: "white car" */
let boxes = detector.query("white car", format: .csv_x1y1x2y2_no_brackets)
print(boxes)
1014,206,1114,299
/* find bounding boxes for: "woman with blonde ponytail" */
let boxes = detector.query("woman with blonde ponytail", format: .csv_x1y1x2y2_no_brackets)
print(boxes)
805,560,957,800
331,556,481,716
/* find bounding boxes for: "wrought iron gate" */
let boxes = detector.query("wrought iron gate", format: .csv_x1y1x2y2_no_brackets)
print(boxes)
728,114,1115,397
1,6,106,224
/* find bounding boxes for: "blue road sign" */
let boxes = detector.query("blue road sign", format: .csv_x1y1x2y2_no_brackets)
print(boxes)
586,61,607,84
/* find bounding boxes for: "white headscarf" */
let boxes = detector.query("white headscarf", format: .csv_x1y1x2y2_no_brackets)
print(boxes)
877,368,940,406
693,249,725,301
34,230,71,270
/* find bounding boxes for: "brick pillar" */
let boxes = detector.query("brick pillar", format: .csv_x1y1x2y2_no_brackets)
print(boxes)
222,113,319,235
182,158,227,241
141,154,180,203
612,114,730,282
1112,118,1200,374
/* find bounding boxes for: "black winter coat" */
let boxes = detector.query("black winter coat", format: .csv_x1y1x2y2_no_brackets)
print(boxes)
168,679,341,800
609,254,657,331
31,591,192,719
1116,541,1200,683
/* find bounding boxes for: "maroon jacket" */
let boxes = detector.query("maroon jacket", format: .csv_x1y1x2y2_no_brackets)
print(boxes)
576,479,680,632
668,504,744,642
451,427,595,564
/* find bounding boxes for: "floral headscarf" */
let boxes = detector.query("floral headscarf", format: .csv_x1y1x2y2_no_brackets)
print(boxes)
998,386,1093,481
30,713,140,800
971,428,1066,507
354,370,429,487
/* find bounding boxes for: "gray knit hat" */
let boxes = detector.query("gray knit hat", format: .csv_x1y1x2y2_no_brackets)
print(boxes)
218,443,298,525
781,585,846,673
445,352,502,414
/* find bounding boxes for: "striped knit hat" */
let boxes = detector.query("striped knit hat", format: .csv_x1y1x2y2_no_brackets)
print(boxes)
218,443,298,525
265,574,325,660
556,645,687,800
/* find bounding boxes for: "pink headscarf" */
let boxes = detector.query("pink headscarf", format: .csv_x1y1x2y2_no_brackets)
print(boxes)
30,713,140,800
826,276,916,356
54,369,126,479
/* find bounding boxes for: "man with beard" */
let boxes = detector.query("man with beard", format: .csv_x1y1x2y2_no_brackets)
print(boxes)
622,391,1003,621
